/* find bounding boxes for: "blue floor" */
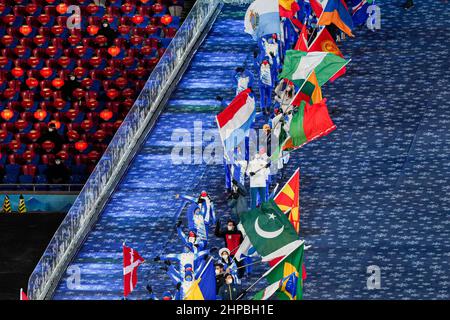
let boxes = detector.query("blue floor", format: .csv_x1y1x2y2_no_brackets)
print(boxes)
54,2,450,300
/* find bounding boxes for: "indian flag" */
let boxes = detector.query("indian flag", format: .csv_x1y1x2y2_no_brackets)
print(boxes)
278,50,349,87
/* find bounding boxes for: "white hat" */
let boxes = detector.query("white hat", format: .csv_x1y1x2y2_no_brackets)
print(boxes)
219,248,230,257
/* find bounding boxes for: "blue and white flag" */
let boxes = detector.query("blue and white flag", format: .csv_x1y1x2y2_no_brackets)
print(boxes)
351,0,375,27
244,0,281,40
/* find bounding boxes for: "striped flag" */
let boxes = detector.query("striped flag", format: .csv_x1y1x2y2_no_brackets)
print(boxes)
278,50,349,88
274,168,300,233
123,244,145,297
216,89,256,156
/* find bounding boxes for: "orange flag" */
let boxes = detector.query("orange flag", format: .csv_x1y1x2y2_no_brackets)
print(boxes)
273,168,300,233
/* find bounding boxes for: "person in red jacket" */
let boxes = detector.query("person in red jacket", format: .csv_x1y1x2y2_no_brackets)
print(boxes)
215,219,243,256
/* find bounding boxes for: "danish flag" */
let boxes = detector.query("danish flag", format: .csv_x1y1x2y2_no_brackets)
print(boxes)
20,288,29,300
123,244,145,297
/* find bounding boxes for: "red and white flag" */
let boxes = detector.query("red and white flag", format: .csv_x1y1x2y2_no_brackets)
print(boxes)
20,288,29,300
123,244,145,297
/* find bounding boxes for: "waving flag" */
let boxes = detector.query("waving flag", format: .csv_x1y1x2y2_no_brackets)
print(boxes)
253,241,305,300
274,168,300,233
308,27,346,81
310,0,324,16
351,0,374,27
317,0,354,36
216,88,255,156
279,50,349,87
239,200,300,262
287,99,336,149
294,23,309,51
184,258,216,300
279,0,300,18
123,244,145,297
245,0,281,40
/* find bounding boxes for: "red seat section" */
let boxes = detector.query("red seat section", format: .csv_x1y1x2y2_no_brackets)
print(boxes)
0,0,180,184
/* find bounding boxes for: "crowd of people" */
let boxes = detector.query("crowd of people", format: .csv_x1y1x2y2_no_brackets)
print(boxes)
146,0,360,300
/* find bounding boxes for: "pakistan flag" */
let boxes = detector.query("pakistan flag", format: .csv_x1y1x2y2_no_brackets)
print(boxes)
239,200,299,261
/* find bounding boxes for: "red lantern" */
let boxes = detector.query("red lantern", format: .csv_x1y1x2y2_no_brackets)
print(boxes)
3,88,16,99
145,25,157,35
25,4,38,15
86,4,98,14
46,46,57,57
0,56,8,66
160,14,173,26
107,46,121,57
34,109,47,121
106,89,119,100
75,141,88,152
152,3,163,13
52,78,64,88
15,119,28,131
51,25,64,36
1,109,14,121
27,130,40,142
58,56,71,68
0,130,7,141
87,25,99,36
40,67,53,78
38,14,51,25
19,25,32,36
100,109,113,121
67,130,79,141
2,35,13,47
132,15,144,24
11,67,24,78
87,150,100,161
42,140,55,152
26,77,38,88
34,35,46,47
56,3,67,14
3,15,16,25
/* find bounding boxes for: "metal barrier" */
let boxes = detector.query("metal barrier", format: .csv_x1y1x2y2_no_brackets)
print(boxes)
26,0,222,300
0,184,83,193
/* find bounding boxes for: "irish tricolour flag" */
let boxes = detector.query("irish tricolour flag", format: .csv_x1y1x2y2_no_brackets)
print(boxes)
216,88,256,156
278,50,349,87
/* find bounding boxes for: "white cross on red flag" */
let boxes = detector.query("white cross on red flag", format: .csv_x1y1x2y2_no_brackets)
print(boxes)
123,244,145,297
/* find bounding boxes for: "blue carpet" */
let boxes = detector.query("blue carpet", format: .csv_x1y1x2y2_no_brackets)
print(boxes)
53,2,450,300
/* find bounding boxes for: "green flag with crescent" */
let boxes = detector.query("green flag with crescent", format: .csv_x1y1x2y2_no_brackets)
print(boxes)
239,200,299,260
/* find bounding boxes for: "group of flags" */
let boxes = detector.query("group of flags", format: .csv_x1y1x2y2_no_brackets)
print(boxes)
214,0,376,300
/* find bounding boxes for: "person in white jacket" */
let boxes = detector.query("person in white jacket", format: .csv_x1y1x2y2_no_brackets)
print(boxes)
246,150,270,208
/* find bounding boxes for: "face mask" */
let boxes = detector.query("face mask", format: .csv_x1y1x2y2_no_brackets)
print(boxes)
103,24,108,27
55,160,61,165
222,254,229,260
215,269,221,276
227,225,234,231
188,237,195,244
49,128,54,132
226,279,233,285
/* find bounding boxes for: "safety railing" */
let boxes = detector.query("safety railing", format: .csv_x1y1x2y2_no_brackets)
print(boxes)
27,0,222,300
0,184,84,193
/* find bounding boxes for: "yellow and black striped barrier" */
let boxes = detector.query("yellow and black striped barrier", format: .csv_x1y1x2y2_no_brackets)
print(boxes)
18,194,27,214
2,195,12,213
